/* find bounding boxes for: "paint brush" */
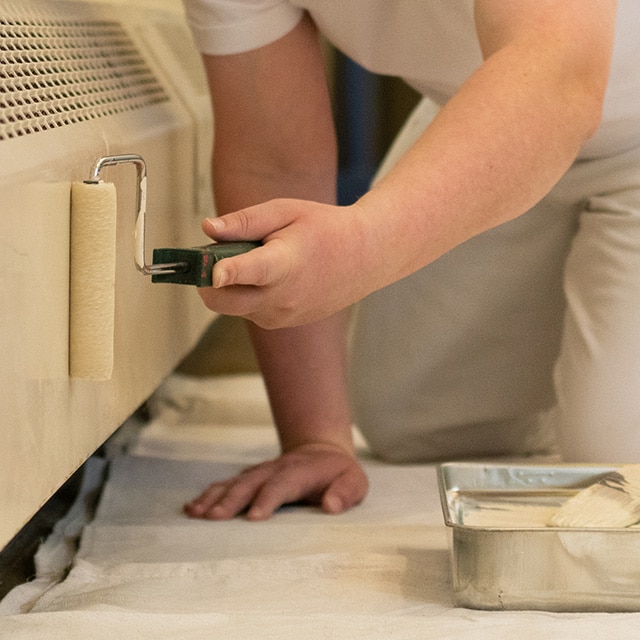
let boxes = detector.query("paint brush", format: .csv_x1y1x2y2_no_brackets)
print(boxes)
549,465,640,528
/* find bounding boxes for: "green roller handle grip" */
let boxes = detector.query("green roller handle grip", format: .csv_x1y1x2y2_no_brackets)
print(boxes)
151,241,261,286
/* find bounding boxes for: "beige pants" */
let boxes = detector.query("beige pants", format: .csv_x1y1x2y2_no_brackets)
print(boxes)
349,99,640,463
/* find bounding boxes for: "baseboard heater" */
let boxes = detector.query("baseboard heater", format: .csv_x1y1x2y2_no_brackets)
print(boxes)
0,0,215,550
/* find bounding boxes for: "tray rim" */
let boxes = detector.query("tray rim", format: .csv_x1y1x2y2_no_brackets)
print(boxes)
436,461,639,532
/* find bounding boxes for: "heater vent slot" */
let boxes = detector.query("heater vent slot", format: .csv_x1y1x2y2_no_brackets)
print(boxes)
0,4,169,141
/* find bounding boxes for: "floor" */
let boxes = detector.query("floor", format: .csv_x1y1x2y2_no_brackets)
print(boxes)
1,372,639,638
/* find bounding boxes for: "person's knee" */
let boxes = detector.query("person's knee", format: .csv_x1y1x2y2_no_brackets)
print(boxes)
556,365,640,462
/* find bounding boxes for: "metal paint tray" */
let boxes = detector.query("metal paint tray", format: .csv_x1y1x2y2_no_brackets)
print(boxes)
437,462,640,612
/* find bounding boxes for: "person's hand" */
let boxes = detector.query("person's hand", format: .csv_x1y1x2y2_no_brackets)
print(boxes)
183,442,369,521
197,198,384,329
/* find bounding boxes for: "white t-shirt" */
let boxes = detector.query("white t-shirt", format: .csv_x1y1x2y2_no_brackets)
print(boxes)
183,0,640,158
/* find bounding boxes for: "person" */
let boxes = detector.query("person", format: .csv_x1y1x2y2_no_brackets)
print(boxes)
181,0,640,522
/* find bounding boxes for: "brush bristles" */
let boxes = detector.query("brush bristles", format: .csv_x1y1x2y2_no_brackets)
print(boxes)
549,465,640,528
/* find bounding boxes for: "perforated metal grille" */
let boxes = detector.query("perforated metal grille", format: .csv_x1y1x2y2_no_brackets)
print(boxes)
0,4,169,141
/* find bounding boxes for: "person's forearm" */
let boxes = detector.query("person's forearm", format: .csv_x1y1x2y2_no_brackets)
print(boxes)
215,170,353,454
247,313,354,454
356,2,614,290
213,154,353,453
202,15,353,452
210,115,354,456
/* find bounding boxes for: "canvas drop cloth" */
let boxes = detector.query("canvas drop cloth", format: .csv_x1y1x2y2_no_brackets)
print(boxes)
1,373,639,639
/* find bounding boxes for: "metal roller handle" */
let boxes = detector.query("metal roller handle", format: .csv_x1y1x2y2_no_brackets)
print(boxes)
86,154,187,276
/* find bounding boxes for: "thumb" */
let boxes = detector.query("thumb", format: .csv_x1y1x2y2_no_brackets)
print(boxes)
202,200,297,242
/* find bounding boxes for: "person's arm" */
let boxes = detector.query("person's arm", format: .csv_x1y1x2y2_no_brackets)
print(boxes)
184,14,368,521
198,0,616,328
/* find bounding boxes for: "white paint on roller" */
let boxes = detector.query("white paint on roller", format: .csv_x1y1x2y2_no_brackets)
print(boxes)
69,181,117,380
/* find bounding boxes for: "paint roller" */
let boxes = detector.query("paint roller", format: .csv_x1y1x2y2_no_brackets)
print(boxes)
69,154,258,380
69,179,117,380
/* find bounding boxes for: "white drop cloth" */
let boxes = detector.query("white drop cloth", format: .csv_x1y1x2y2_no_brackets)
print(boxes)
2,374,639,638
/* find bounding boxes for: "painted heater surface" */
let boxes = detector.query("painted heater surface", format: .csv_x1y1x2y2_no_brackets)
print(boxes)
0,0,215,549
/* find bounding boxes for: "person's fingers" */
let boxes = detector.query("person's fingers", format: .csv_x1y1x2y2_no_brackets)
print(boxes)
321,465,370,514
184,448,369,522
183,482,228,517
245,452,367,520
211,238,292,288
201,200,294,242
204,480,264,519
196,281,260,318
197,238,301,327
198,282,298,329
244,465,320,521
184,466,273,520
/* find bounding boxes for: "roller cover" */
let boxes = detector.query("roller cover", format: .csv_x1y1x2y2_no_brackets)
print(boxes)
69,181,117,380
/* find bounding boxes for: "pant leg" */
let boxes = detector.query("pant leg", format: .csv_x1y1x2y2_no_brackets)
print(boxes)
348,159,603,462
349,125,640,462
348,194,578,462
552,152,640,462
